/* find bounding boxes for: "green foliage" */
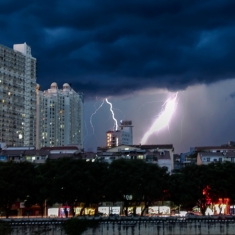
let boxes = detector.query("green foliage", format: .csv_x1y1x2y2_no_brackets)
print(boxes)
62,218,99,235
168,162,235,211
1,158,235,217
0,221,12,235
0,161,36,217
104,159,169,202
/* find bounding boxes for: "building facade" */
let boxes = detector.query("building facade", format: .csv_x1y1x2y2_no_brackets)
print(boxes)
36,83,83,148
0,43,36,146
106,120,133,147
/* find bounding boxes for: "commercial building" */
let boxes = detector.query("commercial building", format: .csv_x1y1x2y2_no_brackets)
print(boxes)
0,43,36,146
36,83,83,148
106,120,133,147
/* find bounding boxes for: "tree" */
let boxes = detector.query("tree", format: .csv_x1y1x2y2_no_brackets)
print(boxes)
47,158,109,216
0,161,35,218
104,159,169,215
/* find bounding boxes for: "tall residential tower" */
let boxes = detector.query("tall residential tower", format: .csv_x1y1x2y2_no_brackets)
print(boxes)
0,43,36,146
36,83,83,149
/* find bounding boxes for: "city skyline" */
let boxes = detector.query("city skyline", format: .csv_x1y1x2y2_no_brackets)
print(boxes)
1,1,235,153
84,79,235,154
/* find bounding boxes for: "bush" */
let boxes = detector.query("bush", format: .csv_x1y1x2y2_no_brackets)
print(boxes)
63,218,99,235
0,221,11,235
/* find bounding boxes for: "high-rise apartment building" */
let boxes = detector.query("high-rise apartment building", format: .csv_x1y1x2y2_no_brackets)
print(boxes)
36,83,83,149
106,120,133,147
0,43,36,146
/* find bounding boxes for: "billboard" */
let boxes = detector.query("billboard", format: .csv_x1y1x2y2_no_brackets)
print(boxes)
98,207,109,216
59,207,70,218
148,206,158,214
159,206,170,214
84,207,95,215
48,208,59,217
110,207,121,215
136,206,143,215
148,206,170,215
74,207,82,216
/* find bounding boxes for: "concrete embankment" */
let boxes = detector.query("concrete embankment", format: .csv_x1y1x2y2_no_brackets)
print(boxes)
2,216,235,235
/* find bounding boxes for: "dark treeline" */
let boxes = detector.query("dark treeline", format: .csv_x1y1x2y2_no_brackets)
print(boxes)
0,158,235,217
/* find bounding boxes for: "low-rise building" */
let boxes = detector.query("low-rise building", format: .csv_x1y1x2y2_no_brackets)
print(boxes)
0,145,96,163
197,151,235,165
0,149,49,163
97,144,174,173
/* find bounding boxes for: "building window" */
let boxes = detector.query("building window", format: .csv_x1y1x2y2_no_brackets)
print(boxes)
207,158,210,162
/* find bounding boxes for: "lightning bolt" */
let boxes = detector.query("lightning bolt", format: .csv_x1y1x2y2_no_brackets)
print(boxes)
90,100,105,134
141,93,178,144
105,98,118,131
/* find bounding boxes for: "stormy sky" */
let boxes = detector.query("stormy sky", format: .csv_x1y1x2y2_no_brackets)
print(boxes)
1,0,235,153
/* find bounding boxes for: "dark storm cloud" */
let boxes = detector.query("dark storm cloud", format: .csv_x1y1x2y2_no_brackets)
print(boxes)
1,0,235,97
230,91,235,99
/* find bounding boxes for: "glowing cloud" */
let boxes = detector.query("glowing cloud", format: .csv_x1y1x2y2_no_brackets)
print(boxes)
141,93,178,144
105,98,118,131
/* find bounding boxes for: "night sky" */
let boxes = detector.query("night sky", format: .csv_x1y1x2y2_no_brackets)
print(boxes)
1,0,235,153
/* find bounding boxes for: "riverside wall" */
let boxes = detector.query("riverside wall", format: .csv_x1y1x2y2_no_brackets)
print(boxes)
4,217,235,235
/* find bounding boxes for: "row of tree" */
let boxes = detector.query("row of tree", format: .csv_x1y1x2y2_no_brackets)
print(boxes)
0,158,235,217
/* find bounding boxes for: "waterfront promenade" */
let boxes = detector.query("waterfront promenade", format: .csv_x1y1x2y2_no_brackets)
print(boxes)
1,215,235,235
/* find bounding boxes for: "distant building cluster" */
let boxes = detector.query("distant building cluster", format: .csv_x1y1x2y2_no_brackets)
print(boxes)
0,43,83,149
174,141,235,171
1,42,235,174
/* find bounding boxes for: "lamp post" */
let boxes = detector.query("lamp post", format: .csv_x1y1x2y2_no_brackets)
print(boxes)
44,199,47,217
233,200,235,215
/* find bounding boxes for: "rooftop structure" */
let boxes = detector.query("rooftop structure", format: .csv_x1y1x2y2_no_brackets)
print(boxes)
97,144,174,173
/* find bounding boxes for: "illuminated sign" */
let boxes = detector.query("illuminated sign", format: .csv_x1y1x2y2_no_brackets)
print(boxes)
59,207,70,218
148,206,158,214
98,207,109,216
159,206,170,214
74,207,82,216
124,195,132,200
48,208,59,217
110,207,120,215
127,207,134,215
148,206,170,215
136,206,143,215
84,208,95,215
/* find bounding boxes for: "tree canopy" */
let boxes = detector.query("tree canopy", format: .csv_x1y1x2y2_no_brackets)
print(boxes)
0,158,235,217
